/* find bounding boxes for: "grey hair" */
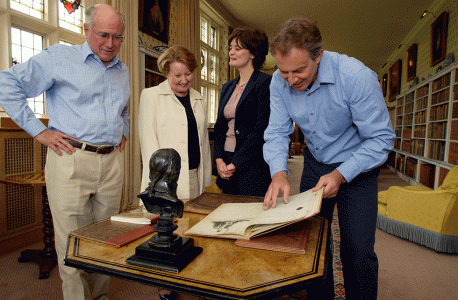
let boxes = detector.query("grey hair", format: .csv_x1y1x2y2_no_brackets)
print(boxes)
85,4,126,33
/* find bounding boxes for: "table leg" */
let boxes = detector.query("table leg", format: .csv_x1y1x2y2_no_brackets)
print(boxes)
18,187,57,279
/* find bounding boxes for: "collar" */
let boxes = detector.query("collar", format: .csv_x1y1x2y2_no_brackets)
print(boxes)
158,80,203,100
314,51,335,86
81,41,122,69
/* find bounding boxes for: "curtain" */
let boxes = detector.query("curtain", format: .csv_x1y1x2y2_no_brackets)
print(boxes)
109,0,141,211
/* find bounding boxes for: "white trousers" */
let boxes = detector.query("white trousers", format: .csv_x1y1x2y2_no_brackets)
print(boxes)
45,148,123,300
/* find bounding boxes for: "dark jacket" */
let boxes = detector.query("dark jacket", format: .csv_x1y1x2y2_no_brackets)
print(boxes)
213,70,272,196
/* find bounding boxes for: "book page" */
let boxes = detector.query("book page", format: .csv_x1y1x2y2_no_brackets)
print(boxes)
184,202,263,238
110,206,158,225
251,188,323,226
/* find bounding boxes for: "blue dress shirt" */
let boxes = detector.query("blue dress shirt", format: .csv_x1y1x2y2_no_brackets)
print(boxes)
264,51,395,183
0,42,130,146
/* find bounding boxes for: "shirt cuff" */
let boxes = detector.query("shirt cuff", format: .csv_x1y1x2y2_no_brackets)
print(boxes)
336,157,361,183
23,119,47,138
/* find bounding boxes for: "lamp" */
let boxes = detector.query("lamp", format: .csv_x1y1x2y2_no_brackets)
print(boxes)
420,10,437,19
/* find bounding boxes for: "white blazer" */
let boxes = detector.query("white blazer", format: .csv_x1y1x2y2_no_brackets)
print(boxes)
138,80,212,200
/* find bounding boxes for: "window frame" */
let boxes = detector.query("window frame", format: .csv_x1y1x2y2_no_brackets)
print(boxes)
0,0,86,115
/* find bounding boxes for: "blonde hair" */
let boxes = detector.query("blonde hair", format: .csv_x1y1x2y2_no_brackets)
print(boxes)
158,46,197,75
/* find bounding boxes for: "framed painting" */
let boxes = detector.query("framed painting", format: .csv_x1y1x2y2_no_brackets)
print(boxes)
430,11,448,67
382,73,388,97
406,43,417,82
389,60,402,102
139,0,170,44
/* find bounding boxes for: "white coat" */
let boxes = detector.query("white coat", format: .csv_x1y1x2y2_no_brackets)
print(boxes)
138,80,212,201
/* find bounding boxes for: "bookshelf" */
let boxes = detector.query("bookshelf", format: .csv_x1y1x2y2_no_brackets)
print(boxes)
390,62,458,189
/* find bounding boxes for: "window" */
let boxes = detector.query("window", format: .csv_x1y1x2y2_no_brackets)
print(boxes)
59,3,84,34
200,12,220,125
1,1,86,115
10,0,44,19
11,27,44,114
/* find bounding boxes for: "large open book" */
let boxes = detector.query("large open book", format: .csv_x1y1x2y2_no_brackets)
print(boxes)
184,187,323,240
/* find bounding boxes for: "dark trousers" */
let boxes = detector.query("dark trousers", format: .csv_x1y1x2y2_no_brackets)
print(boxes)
301,147,379,300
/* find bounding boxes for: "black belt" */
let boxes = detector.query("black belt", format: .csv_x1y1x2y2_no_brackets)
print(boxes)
65,139,116,154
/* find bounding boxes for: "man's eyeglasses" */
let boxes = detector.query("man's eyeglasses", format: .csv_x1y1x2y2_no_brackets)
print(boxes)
94,31,124,43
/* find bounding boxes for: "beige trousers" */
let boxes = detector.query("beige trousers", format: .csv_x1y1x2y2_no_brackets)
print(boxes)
188,168,200,201
45,147,123,300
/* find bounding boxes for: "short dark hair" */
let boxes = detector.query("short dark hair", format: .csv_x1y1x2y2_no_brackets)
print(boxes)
158,46,197,75
270,17,323,61
228,27,269,70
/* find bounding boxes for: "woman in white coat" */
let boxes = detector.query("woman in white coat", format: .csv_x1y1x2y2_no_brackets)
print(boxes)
138,45,212,203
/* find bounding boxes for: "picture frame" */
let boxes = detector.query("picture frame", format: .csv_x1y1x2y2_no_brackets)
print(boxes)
139,0,170,44
406,43,417,82
430,11,448,67
382,73,388,97
389,60,402,102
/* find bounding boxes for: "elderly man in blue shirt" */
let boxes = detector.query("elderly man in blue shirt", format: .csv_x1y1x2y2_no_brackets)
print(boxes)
0,4,129,300
263,17,395,300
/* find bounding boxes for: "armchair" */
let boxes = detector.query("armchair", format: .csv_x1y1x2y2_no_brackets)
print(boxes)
377,166,458,253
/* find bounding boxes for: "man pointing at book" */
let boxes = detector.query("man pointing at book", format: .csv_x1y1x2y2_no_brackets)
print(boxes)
263,17,395,300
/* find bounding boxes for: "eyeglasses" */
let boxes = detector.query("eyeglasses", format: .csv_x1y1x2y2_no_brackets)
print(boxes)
94,31,124,44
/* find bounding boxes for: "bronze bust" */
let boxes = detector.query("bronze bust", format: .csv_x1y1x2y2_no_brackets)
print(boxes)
138,148,184,248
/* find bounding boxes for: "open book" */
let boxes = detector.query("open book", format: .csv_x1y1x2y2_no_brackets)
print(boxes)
184,187,323,240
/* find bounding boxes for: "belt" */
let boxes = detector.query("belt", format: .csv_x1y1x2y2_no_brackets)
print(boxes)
65,139,116,154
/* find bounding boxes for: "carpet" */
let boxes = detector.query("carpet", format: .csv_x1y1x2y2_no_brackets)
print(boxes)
332,209,345,299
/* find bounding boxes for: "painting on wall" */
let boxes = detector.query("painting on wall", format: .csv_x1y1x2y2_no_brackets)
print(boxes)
430,11,448,67
389,60,402,102
382,73,388,97
139,0,170,44
407,43,417,82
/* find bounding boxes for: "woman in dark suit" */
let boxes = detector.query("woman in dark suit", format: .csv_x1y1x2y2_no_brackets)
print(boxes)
214,27,272,196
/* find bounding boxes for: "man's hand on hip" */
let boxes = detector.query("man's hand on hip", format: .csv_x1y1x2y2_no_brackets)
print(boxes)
263,171,290,210
119,135,127,152
35,129,77,156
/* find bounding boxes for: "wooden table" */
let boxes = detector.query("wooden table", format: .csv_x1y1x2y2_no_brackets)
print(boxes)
65,212,329,299
0,172,57,279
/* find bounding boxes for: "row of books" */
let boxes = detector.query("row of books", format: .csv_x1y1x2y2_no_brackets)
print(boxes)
432,73,451,92
415,111,427,124
405,102,414,114
415,97,428,111
403,128,412,138
416,86,429,99
428,122,447,139
427,141,445,161
404,157,418,178
453,102,458,119
413,125,426,138
431,89,450,105
429,104,449,121
405,92,414,103
403,114,413,125
411,140,425,156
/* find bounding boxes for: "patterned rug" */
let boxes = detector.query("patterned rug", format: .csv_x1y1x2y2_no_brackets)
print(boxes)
332,209,346,299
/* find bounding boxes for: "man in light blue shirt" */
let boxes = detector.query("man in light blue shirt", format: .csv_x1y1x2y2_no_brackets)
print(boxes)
263,18,395,300
0,4,129,300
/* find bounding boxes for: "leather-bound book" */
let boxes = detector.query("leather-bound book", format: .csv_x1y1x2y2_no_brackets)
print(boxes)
235,219,310,254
